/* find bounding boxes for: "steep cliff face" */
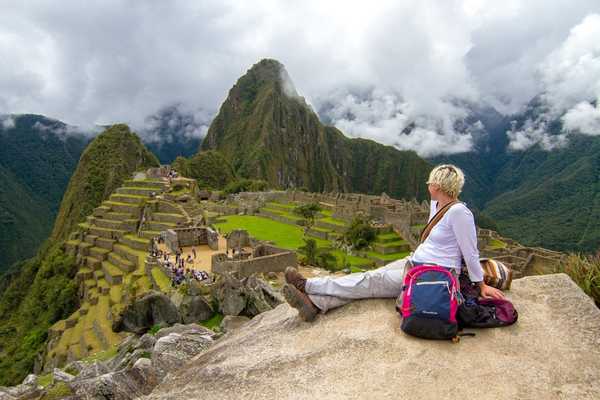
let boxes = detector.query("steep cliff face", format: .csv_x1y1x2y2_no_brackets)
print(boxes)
200,59,431,200
51,124,159,241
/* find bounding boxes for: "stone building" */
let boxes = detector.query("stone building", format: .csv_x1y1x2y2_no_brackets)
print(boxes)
165,227,219,252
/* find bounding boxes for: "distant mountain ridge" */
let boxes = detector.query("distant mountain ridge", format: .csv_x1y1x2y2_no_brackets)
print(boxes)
433,100,600,253
0,115,89,272
200,59,431,201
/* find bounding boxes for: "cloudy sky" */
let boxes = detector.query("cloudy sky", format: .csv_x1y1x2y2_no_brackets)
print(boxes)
1,0,599,156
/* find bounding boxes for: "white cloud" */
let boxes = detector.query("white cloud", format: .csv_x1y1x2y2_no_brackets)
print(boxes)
1,1,600,155
507,13,600,149
562,101,600,135
0,115,16,129
507,118,568,151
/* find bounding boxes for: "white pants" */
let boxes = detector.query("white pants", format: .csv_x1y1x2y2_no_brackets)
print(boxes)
305,257,410,313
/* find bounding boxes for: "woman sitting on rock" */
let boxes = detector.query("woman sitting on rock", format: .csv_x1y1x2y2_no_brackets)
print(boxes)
283,164,505,322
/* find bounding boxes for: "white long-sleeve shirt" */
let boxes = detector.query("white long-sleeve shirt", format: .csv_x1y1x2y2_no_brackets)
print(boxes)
411,200,484,282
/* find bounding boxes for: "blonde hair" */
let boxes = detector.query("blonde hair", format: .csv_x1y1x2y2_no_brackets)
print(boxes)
427,164,465,199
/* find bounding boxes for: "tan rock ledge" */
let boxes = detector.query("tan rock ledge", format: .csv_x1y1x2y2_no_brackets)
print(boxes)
145,273,600,400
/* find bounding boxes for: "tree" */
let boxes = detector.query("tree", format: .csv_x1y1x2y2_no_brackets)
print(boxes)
293,203,321,230
316,250,337,272
343,216,377,250
298,238,318,265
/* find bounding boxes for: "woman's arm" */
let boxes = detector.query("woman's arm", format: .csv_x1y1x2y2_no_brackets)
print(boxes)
449,206,483,282
450,206,504,299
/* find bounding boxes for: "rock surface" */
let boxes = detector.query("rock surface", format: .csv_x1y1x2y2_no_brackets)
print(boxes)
220,315,250,333
113,291,181,334
212,273,284,317
145,274,600,400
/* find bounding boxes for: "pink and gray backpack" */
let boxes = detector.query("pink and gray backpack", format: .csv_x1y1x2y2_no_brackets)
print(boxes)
397,265,460,340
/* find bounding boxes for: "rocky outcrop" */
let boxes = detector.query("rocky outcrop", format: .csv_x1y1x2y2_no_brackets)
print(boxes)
70,324,214,400
113,291,182,334
212,273,284,317
146,274,600,400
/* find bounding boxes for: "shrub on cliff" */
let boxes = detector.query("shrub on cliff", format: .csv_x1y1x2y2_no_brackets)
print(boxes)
560,254,600,306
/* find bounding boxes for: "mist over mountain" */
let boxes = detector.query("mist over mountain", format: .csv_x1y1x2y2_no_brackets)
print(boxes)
140,104,209,164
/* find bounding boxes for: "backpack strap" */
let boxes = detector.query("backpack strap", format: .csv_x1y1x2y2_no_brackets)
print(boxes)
419,200,460,243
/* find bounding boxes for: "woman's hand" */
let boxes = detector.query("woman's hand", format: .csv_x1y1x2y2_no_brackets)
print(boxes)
479,282,505,300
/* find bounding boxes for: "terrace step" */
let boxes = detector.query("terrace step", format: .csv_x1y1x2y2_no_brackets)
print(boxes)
65,240,81,254
84,234,99,245
85,256,102,270
152,212,186,224
140,230,161,240
113,244,140,266
144,221,177,232
373,242,411,254
375,234,404,244
110,193,147,205
93,205,111,217
91,217,125,230
102,261,124,285
93,270,104,282
124,179,168,189
95,237,115,251
89,226,126,240
122,234,151,251
107,252,136,273
105,201,142,216
77,242,93,256
314,220,347,234
156,200,181,214
86,287,99,304
76,267,94,281
109,284,123,305
117,186,163,196
89,246,110,261
106,211,133,221
97,279,110,295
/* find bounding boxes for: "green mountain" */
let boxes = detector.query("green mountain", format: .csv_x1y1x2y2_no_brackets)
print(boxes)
0,125,159,385
51,124,160,241
433,101,600,254
200,59,431,200
0,115,89,273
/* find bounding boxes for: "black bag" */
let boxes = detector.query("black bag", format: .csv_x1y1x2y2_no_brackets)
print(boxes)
457,272,518,329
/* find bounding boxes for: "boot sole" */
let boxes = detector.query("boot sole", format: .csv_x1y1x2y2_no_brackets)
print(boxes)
282,284,318,322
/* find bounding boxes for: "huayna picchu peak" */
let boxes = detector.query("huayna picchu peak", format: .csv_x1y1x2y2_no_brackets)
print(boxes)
200,59,431,201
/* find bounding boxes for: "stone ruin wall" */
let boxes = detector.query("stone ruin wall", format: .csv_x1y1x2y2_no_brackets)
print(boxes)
211,243,297,277
165,227,219,252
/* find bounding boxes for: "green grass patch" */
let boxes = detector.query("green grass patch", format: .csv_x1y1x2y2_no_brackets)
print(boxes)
376,232,400,241
265,201,297,209
45,381,73,399
365,250,411,262
215,215,328,250
200,313,224,330
487,238,507,250
81,344,119,363
319,216,348,226
330,249,372,268
38,373,53,388
152,267,172,292
377,239,409,248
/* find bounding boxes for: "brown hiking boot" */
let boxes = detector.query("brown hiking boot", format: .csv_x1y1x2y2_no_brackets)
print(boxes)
284,266,307,293
282,284,319,322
